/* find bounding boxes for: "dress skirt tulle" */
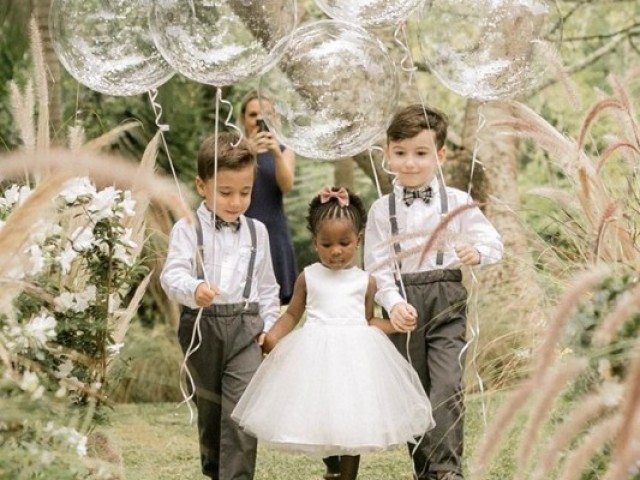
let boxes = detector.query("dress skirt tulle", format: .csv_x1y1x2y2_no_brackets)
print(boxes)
231,323,434,457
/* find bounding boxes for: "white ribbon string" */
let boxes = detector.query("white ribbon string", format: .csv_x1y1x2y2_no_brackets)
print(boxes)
147,87,224,423
178,87,224,423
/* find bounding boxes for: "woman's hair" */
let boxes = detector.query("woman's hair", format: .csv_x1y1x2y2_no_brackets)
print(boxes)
306,187,367,236
238,89,273,132
239,90,260,117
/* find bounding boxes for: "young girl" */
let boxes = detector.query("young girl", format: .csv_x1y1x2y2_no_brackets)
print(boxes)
232,187,434,480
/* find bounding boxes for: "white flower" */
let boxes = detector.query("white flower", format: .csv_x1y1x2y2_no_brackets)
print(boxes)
26,244,45,276
55,286,96,313
4,184,32,207
112,244,132,265
19,370,45,400
120,190,136,217
54,292,76,312
56,245,77,274
60,177,96,204
74,285,96,312
56,359,75,378
121,227,138,249
88,186,120,221
107,342,124,355
45,423,88,457
108,293,121,314
25,313,57,347
70,225,95,251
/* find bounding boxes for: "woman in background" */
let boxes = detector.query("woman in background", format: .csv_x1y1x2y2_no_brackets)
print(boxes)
239,90,298,305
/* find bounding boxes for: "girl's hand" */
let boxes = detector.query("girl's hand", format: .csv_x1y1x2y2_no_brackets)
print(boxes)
389,303,417,332
455,242,481,266
194,283,219,307
262,332,277,353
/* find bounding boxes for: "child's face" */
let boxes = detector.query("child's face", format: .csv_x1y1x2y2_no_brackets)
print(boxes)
313,218,360,270
385,129,446,188
195,165,255,222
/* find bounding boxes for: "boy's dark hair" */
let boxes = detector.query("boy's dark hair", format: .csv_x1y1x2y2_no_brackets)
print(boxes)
306,187,367,236
386,104,449,149
197,132,255,181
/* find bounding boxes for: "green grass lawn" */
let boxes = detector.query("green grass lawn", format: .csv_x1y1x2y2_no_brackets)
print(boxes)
102,392,522,480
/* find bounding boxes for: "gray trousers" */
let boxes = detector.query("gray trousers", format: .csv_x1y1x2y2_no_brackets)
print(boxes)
179,303,263,480
388,269,467,479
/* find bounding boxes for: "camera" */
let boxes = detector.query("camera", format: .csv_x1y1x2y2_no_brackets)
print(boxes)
257,119,269,133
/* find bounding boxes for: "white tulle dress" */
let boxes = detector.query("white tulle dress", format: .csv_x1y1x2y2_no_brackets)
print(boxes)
231,263,434,457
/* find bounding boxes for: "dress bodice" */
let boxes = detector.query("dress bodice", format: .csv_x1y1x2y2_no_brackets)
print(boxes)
304,263,368,327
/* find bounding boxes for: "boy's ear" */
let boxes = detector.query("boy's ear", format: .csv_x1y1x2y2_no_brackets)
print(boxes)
437,146,447,166
195,176,206,197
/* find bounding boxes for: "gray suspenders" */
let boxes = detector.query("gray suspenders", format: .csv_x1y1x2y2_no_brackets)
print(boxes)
194,214,258,303
388,179,449,269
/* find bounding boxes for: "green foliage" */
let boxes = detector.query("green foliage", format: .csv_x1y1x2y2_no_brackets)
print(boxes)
107,323,183,403
567,272,640,392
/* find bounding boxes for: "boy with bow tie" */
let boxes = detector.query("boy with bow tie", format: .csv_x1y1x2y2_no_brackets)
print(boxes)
363,104,503,480
161,132,280,480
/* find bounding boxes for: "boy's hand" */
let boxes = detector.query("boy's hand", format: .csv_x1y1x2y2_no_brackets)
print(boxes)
390,303,418,333
194,283,219,307
455,242,481,266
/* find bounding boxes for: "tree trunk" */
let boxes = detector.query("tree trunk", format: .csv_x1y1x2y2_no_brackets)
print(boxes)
33,0,63,143
333,158,354,190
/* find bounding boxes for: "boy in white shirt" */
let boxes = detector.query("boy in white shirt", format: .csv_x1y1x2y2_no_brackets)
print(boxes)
161,132,280,480
363,105,503,480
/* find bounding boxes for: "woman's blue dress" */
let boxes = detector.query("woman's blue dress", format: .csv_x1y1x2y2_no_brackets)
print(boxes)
245,150,297,304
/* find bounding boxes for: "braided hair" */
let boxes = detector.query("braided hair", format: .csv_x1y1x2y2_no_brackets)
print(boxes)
306,187,367,236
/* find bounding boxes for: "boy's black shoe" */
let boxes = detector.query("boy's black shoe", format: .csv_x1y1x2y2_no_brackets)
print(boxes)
322,473,341,479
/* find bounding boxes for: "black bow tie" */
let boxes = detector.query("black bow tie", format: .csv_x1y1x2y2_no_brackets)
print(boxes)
215,216,241,231
403,186,432,206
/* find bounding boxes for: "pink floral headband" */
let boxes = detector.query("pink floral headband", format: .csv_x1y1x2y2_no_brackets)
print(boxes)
319,187,349,207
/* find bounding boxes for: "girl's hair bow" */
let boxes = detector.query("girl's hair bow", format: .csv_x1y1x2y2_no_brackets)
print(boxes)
319,186,349,207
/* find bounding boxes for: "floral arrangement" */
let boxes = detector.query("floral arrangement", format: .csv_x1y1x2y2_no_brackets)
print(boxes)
0,176,149,479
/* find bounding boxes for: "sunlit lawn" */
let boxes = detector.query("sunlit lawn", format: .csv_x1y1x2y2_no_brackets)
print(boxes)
103,392,522,480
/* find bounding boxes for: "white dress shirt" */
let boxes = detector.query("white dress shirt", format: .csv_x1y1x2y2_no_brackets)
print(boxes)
160,202,281,332
364,179,504,313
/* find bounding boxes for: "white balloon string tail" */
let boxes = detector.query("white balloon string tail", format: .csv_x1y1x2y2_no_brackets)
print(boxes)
368,147,384,198
394,21,418,76
218,93,244,144
178,307,204,424
147,88,187,210
459,267,487,426
467,104,487,201
212,87,220,266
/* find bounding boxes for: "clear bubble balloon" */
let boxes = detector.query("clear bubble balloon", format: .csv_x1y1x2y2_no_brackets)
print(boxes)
150,0,296,87
258,20,398,161
417,0,554,101
314,0,427,28
50,0,174,96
